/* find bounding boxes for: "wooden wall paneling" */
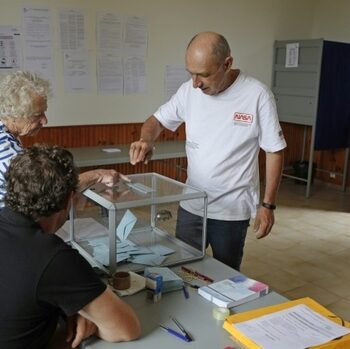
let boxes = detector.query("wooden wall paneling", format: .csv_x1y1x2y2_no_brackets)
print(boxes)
281,122,349,187
20,122,349,188
281,122,310,169
21,123,187,181
22,123,186,148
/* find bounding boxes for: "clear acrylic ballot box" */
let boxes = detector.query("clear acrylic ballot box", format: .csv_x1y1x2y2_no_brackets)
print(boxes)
67,173,207,275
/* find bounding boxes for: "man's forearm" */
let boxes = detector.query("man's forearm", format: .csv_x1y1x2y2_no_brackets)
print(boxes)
263,150,284,204
140,115,164,143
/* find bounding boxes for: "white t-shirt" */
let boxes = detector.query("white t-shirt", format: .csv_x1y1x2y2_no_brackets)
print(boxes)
154,72,286,220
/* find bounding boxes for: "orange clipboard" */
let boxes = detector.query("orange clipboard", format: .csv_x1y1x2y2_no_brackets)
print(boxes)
223,297,350,349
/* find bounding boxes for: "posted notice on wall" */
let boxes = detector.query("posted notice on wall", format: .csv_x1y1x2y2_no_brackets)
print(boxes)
0,26,21,70
285,42,299,68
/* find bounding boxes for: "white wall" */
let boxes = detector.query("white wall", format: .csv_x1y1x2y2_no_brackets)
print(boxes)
0,0,318,126
312,0,350,41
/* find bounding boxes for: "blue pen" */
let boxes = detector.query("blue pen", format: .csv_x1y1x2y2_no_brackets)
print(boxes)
171,317,193,341
182,285,189,299
159,324,191,342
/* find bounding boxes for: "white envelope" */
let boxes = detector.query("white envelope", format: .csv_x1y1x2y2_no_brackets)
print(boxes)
116,209,137,241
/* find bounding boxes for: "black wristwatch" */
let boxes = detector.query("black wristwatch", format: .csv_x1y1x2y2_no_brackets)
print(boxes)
261,202,276,210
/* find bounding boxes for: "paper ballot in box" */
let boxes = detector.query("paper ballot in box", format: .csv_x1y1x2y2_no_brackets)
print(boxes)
223,297,350,349
67,173,207,275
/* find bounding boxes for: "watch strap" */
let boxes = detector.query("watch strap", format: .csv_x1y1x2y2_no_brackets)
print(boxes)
262,202,276,210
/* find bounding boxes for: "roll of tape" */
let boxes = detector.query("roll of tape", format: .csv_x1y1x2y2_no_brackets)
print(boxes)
212,307,230,320
111,271,131,290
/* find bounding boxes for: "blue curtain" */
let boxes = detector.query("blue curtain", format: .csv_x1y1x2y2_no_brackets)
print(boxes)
315,40,350,150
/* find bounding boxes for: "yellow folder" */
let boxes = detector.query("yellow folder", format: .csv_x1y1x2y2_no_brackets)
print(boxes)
223,297,350,349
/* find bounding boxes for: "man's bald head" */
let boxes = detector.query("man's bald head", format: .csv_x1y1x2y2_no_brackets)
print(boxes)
187,32,231,65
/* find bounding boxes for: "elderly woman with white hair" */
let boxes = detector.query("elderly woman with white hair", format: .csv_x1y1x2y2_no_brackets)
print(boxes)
0,71,125,207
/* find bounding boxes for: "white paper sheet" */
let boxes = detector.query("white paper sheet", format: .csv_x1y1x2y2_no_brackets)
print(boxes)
63,49,91,92
59,8,85,50
102,148,121,153
116,209,137,241
124,57,146,95
97,12,123,51
234,304,350,349
124,16,148,57
56,217,109,242
165,65,190,101
285,42,299,68
22,7,54,83
97,50,123,93
96,12,124,94
148,244,175,256
0,26,22,70
130,254,167,266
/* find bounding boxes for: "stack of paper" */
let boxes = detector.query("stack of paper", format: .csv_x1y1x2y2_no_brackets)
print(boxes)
144,267,184,293
198,274,268,308
223,297,350,349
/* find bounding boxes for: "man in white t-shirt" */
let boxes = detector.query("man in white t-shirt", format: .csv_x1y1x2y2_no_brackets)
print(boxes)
129,32,286,270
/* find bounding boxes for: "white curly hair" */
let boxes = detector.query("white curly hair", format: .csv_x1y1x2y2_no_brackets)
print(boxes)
0,71,51,120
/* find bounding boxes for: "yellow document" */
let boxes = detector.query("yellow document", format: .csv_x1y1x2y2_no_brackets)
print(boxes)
223,297,350,349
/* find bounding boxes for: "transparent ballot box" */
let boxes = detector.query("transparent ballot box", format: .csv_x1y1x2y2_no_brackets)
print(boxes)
68,173,207,274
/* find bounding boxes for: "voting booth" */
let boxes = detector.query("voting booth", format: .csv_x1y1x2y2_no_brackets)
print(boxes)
67,173,207,274
272,39,350,197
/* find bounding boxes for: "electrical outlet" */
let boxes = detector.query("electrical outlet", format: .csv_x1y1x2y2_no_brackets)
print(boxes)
330,172,336,179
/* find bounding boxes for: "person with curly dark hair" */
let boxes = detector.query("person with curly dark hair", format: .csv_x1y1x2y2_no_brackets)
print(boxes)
0,144,140,349
5,144,79,220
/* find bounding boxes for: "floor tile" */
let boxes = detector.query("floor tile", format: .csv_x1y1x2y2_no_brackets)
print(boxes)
241,178,350,309
283,284,339,306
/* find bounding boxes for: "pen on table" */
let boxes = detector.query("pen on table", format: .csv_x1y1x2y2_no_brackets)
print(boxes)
171,317,193,341
181,266,214,283
182,285,189,299
159,324,191,342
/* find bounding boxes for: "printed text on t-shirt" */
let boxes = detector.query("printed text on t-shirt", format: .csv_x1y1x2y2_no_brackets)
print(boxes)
233,112,253,124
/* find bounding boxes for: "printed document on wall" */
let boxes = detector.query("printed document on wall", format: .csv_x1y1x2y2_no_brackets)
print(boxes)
63,49,91,92
97,50,123,94
22,7,54,83
124,57,146,95
96,12,123,94
124,16,148,57
285,42,299,68
165,65,190,101
0,26,22,71
97,12,123,51
59,8,85,50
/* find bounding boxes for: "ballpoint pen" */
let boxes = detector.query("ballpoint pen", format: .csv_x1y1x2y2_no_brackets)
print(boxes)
159,324,191,342
171,317,193,341
182,285,189,299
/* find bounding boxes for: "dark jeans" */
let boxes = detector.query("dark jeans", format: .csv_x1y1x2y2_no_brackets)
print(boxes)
176,206,249,271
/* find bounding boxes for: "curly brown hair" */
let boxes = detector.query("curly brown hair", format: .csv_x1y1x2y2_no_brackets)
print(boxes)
5,144,78,220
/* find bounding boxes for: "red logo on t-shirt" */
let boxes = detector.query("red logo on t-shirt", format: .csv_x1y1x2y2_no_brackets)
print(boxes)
233,112,253,124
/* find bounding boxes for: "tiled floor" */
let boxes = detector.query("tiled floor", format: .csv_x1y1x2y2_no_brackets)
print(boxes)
240,179,350,321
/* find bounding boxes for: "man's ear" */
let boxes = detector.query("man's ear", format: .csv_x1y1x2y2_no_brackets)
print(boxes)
224,56,233,71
